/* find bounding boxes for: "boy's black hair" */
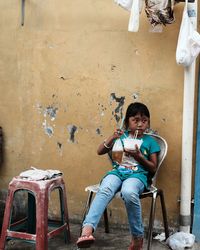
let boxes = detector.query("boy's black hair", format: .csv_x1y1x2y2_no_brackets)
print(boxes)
124,102,150,129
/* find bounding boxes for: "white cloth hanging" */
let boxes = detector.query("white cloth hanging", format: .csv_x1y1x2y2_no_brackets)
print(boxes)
176,0,200,67
128,0,140,32
114,0,144,12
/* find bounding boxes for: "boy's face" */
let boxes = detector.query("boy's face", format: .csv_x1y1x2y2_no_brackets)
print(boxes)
128,113,150,137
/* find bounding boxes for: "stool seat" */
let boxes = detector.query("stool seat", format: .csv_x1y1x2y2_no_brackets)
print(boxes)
0,175,70,250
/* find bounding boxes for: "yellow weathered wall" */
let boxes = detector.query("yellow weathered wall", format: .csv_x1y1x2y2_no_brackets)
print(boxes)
0,0,199,230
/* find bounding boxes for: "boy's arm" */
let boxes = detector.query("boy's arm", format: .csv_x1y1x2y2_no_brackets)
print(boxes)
97,129,123,155
137,152,158,173
125,145,158,173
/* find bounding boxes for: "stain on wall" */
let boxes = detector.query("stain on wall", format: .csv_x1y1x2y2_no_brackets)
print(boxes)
36,103,58,138
98,103,107,117
96,128,102,136
67,125,78,143
42,120,54,137
110,93,125,123
132,92,140,100
44,106,58,121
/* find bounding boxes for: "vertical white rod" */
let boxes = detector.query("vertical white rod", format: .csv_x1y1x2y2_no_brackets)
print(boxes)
180,0,198,233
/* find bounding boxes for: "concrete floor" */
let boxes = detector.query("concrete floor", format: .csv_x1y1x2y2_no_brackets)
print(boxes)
3,222,200,250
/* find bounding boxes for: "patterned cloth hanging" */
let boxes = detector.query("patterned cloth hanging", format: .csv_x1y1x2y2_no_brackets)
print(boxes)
145,0,176,28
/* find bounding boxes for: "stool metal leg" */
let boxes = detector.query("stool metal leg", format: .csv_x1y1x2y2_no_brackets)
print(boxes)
158,189,169,240
59,187,71,243
147,191,157,250
103,208,109,233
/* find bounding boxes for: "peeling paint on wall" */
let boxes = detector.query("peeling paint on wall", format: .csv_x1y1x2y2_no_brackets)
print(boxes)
96,128,103,136
98,103,107,117
42,120,54,137
36,103,58,120
110,93,125,123
35,102,58,137
111,64,116,71
132,92,139,100
43,106,58,121
67,125,78,143
57,142,63,155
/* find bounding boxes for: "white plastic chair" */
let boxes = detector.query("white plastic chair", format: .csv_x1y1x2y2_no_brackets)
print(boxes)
81,133,169,250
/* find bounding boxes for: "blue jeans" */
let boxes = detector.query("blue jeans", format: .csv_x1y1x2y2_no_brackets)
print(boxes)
83,174,145,237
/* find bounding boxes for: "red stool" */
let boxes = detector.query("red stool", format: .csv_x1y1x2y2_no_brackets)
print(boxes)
0,175,70,250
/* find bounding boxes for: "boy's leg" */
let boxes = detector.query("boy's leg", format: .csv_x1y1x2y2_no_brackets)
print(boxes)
77,174,122,248
82,174,122,231
121,177,145,237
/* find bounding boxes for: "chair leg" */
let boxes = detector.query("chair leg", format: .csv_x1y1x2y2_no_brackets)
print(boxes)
27,192,36,234
80,191,94,236
147,191,157,250
59,187,71,243
0,190,14,250
35,191,48,250
103,208,109,233
158,189,169,240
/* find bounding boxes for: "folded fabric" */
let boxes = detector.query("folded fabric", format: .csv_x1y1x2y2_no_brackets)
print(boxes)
19,166,62,181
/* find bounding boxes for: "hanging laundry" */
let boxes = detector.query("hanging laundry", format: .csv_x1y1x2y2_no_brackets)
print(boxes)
176,0,200,67
114,0,133,11
128,0,140,32
115,0,145,32
115,0,144,13
145,0,176,32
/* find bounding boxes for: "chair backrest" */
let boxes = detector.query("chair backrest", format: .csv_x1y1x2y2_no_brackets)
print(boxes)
146,133,168,185
107,133,168,186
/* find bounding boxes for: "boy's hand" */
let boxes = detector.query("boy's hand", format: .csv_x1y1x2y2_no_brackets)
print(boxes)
124,145,143,161
113,129,124,139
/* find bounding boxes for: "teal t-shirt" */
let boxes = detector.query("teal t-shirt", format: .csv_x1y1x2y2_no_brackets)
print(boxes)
104,132,160,189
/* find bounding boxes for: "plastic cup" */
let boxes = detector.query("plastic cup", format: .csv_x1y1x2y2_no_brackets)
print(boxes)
123,138,143,151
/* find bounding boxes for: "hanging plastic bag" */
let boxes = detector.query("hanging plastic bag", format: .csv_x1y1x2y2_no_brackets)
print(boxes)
114,0,133,11
128,0,140,32
114,0,144,12
176,0,200,67
114,0,144,32
166,232,195,250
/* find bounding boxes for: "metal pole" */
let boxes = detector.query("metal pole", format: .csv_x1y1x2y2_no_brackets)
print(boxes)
180,0,198,233
192,62,200,241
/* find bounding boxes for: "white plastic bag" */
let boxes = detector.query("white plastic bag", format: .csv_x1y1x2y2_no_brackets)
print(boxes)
128,0,140,32
166,232,195,250
114,0,133,11
176,0,200,67
114,0,144,12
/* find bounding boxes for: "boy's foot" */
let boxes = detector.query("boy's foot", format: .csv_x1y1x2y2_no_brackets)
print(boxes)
128,236,143,250
77,225,95,248
76,235,95,248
